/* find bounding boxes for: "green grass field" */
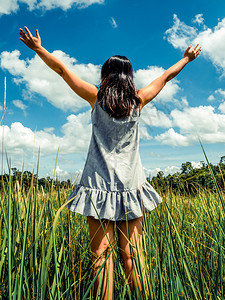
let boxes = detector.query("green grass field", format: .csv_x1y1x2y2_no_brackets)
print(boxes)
0,157,225,299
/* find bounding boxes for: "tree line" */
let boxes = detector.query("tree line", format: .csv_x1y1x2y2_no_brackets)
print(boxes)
1,156,225,194
149,156,225,194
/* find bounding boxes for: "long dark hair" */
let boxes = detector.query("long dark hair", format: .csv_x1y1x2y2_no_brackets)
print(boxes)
98,55,140,118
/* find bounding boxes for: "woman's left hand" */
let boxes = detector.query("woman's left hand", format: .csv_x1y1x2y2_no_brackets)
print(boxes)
183,43,202,62
19,26,41,51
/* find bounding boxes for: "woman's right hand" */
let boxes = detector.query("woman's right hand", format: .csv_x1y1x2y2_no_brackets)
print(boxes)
19,26,41,51
183,43,202,62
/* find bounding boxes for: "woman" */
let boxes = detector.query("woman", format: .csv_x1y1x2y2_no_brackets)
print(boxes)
19,26,201,299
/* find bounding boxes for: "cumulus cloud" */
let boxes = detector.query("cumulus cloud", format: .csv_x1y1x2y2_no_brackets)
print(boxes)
215,88,225,98
0,0,104,15
0,1,19,15
174,97,189,109
0,50,101,112
144,165,180,177
155,128,191,146
45,165,83,182
164,165,180,175
171,106,220,134
0,110,92,155
207,88,225,102
110,17,118,28
218,102,225,113
55,166,70,180
191,161,203,169
155,105,225,146
139,125,152,140
164,14,198,49
165,14,225,76
208,94,215,101
140,104,172,128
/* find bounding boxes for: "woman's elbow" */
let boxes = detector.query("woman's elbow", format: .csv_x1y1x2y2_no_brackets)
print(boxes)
57,66,64,77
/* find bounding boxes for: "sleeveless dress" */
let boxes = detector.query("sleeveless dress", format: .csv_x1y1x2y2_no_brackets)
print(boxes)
65,100,162,221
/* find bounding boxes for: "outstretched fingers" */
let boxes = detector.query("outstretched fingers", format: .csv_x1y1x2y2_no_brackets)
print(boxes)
194,45,202,57
24,26,33,38
193,43,199,50
19,28,28,40
35,29,40,39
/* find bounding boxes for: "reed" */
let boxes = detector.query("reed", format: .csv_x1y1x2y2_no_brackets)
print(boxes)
0,151,224,299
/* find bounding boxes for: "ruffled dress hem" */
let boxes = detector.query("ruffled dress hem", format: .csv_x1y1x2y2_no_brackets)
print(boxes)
65,181,162,221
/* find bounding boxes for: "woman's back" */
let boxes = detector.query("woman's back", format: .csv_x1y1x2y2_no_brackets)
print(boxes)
66,99,162,221
81,99,145,191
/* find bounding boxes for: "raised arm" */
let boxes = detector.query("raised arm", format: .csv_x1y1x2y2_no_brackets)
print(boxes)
138,44,202,109
19,27,97,108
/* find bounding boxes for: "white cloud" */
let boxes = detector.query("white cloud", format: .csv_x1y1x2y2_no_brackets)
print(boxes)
134,66,180,102
208,94,215,101
207,88,225,102
1,50,26,75
174,97,189,109
46,165,82,182
55,166,70,180
110,17,118,28
0,0,18,15
144,161,203,178
155,128,191,146
218,102,225,113
171,106,219,134
12,99,27,111
191,161,203,169
155,105,225,146
215,88,225,98
192,14,204,26
43,127,55,133
0,110,92,155
140,104,172,128
1,50,101,112
165,15,225,76
38,0,104,10
164,165,180,175
139,125,152,140
0,0,104,15
164,14,198,49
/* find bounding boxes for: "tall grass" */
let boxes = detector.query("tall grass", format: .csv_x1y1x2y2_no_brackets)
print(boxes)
0,154,225,299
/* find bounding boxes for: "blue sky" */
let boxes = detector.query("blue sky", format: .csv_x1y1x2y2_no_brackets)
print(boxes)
0,0,225,180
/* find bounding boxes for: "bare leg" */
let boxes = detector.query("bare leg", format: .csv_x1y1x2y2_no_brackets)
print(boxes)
116,216,146,296
87,216,115,300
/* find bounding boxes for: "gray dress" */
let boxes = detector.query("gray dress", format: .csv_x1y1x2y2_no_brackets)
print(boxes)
65,100,162,221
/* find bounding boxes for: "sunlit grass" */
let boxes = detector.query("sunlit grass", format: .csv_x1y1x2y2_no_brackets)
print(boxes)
0,152,225,299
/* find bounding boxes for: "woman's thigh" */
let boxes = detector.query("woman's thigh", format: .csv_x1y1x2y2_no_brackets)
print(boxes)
87,216,115,255
116,217,143,257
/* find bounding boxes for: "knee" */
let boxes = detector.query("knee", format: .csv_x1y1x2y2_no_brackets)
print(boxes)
120,252,133,271
92,241,114,261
